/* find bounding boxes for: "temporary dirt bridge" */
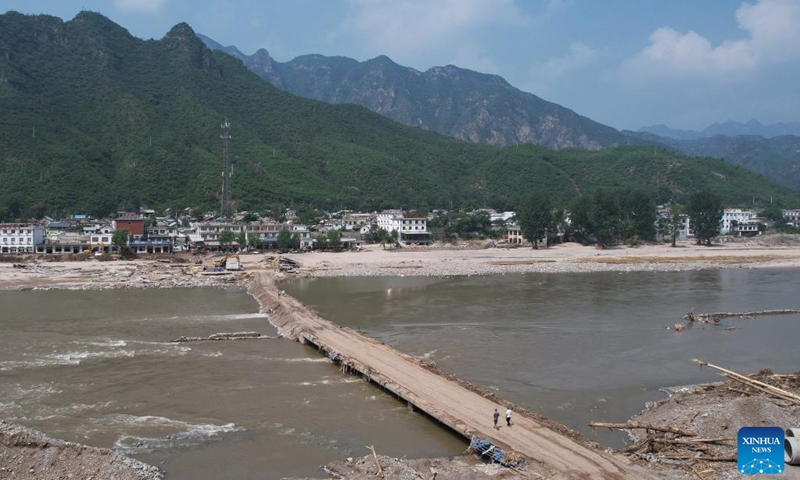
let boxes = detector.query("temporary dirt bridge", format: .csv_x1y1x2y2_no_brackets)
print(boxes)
248,272,658,479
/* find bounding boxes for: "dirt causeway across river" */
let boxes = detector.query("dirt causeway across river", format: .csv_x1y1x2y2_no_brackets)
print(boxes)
248,270,658,480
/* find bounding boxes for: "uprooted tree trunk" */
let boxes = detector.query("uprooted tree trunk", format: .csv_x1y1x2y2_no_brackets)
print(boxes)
588,421,696,437
693,359,800,405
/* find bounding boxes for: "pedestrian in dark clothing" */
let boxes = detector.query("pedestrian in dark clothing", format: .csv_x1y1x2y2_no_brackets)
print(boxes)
493,408,500,428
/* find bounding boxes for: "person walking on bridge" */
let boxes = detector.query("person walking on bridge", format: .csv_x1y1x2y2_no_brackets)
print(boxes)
505,408,512,427
493,408,500,429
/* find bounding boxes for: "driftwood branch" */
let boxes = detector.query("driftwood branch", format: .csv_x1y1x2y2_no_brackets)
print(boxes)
693,359,800,405
726,386,752,396
657,455,736,462
172,331,272,342
367,445,383,476
688,309,800,325
654,437,733,445
588,421,695,437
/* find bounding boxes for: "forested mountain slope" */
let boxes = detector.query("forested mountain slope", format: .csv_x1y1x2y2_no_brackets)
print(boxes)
0,11,797,219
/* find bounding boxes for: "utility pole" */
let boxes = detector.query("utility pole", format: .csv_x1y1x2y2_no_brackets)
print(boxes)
220,118,233,221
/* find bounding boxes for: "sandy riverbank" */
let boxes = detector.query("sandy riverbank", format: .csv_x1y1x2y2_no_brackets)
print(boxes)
2,236,799,290
263,236,800,278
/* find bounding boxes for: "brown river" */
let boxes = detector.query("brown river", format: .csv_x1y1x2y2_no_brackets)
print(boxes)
1,268,799,478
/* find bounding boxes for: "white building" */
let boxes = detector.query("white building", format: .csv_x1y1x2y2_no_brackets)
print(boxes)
287,224,313,249
783,209,800,227
377,210,430,245
196,222,241,242
490,211,516,223
342,213,372,231
0,224,45,254
507,224,524,245
720,208,757,235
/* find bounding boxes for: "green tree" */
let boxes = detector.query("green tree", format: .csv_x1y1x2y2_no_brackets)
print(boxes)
247,232,261,251
667,204,685,247
588,189,621,248
290,232,301,250
241,212,259,223
516,191,554,249
390,229,399,246
369,227,391,248
365,224,380,244
112,229,129,252
0,205,12,222
315,233,329,251
218,230,235,249
566,195,591,244
760,205,784,223
687,190,723,246
326,229,342,251
276,228,292,252
619,188,656,241
236,230,247,249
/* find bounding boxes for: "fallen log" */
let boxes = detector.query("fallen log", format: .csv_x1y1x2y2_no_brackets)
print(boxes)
693,359,800,405
654,437,733,445
657,455,736,462
171,331,273,342
588,421,696,437
694,309,800,322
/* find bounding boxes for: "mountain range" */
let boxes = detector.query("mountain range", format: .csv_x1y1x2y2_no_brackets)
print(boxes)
200,34,800,191
197,34,628,151
639,119,800,140
0,11,798,220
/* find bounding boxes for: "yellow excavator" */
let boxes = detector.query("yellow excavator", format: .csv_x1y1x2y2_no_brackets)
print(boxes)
213,254,242,271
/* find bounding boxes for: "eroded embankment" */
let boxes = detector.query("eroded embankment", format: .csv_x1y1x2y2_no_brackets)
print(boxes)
0,420,162,480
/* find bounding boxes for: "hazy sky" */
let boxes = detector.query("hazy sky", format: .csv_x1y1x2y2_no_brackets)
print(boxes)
3,0,799,131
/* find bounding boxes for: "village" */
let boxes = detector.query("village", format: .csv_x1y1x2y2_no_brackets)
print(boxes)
2,205,800,258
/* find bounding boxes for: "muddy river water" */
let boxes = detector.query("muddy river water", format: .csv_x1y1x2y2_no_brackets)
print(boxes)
1,268,799,478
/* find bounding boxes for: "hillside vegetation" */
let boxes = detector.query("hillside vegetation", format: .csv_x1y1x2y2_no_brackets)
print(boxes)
0,12,798,219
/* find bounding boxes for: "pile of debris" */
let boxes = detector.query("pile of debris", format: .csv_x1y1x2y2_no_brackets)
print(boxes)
315,451,526,480
468,436,526,471
0,420,162,480
683,309,800,327
592,360,800,479
171,331,273,342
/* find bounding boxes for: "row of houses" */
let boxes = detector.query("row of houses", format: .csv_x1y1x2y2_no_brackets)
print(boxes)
1,208,434,255
4,206,798,255
679,208,800,238
503,207,800,246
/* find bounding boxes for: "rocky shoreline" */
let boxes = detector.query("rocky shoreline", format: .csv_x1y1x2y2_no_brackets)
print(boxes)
0,420,162,480
620,371,800,480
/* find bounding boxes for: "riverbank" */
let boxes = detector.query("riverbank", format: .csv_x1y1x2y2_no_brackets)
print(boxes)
0,420,162,480
263,236,800,278
622,370,800,480
2,237,799,290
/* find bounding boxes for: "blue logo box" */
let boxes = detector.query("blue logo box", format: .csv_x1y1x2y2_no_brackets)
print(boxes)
738,427,784,475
